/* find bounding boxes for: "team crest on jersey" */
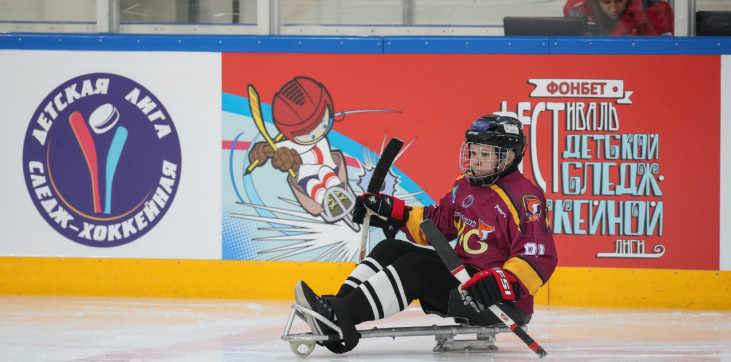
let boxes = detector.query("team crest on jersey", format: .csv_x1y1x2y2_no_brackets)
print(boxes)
478,221,494,240
523,195,542,222
462,194,474,208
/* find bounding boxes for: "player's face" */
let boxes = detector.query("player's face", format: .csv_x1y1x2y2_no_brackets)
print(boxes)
469,145,500,176
597,0,628,20
293,107,333,145
469,144,515,176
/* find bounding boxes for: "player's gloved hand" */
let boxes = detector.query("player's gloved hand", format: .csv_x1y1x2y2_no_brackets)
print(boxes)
272,147,302,172
460,267,520,312
248,142,275,166
352,193,411,239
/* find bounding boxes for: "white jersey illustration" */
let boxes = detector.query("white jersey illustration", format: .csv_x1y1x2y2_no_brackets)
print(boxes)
277,138,340,204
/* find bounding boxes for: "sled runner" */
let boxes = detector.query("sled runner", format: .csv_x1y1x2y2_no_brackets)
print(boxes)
281,304,516,358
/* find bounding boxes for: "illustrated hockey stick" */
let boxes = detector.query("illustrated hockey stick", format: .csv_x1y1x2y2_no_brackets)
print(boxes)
69,111,102,213
419,219,548,358
357,137,404,263
247,84,296,178
244,133,283,175
104,126,128,214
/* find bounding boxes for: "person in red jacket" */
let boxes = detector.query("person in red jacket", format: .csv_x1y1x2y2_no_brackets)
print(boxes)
564,0,674,36
293,115,558,354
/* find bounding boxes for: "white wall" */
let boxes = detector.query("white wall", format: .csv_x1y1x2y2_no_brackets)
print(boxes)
0,50,222,259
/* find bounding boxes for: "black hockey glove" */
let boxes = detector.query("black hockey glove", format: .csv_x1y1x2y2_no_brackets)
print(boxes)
460,267,521,312
352,193,411,239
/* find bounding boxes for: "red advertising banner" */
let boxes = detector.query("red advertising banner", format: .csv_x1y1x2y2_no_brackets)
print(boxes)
223,53,720,270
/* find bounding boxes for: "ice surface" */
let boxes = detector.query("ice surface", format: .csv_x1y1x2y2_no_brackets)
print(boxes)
1,295,729,361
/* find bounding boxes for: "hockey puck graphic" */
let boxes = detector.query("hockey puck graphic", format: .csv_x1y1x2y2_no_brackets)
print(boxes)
89,103,120,134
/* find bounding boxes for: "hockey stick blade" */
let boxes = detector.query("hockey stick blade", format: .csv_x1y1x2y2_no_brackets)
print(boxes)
419,219,548,358
358,137,404,263
367,138,404,194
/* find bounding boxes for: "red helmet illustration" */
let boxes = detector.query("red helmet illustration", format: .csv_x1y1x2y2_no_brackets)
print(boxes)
272,77,335,141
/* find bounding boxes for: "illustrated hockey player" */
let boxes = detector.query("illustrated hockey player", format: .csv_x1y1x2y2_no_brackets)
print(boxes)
291,114,558,354
247,77,356,225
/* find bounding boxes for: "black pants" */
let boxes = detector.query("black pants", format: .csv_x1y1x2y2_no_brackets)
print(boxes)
339,239,530,326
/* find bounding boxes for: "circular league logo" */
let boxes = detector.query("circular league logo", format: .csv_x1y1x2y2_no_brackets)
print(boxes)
22,73,182,247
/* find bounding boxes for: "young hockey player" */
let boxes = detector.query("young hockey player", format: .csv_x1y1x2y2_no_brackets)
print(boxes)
294,114,558,353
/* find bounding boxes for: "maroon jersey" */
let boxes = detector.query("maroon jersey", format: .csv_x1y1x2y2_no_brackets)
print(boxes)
403,171,557,314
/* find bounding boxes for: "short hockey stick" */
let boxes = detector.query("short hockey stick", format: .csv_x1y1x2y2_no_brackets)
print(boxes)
419,219,548,358
357,137,404,263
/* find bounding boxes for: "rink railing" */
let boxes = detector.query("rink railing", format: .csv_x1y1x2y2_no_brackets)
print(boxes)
3,32,731,54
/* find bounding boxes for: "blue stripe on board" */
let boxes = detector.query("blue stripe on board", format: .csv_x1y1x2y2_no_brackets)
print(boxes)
0,33,384,53
2,33,730,54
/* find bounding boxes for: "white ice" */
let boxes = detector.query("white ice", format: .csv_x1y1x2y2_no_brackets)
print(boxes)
1,295,729,361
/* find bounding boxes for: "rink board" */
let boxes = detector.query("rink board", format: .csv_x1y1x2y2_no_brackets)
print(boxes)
0,34,730,309
1,257,730,310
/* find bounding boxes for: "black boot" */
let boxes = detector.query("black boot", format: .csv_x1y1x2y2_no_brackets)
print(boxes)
294,281,337,335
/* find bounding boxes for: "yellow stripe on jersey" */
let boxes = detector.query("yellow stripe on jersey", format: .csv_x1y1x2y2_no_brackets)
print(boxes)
404,206,429,246
504,257,544,296
488,184,521,232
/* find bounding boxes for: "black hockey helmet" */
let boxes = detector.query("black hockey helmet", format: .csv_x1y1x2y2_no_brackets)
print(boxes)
459,114,527,186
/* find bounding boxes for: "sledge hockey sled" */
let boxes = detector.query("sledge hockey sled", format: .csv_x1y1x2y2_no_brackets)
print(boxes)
287,150,359,231
281,304,516,358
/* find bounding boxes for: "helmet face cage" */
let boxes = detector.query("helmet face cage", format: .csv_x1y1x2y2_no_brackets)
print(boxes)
459,142,514,186
459,114,526,186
